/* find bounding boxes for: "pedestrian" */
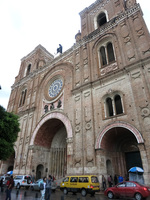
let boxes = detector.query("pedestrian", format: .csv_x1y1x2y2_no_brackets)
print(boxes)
118,174,123,183
102,175,106,190
108,175,113,187
0,178,4,192
39,177,46,200
114,174,118,185
45,175,52,200
5,175,14,200
32,175,35,183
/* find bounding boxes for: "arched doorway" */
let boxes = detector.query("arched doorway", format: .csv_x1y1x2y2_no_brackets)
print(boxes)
4,152,15,173
96,122,144,179
32,118,67,179
36,164,44,180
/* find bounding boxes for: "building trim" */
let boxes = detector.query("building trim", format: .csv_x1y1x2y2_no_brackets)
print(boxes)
30,112,73,146
95,121,144,149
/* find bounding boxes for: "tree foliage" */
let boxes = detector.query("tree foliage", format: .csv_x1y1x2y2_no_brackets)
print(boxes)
0,106,20,160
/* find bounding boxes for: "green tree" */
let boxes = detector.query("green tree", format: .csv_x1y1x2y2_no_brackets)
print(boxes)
0,105,20,160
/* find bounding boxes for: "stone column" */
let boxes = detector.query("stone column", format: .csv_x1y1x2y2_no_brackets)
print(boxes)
66,137,73,175
138,143,149,185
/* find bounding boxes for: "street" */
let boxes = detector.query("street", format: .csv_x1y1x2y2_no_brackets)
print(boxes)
0,188,107,200
1,188,150,200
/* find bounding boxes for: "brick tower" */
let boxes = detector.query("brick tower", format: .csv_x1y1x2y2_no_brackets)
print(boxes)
1,0,150,186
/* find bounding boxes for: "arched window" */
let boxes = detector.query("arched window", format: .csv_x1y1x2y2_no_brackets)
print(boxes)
99,42,115,67
19,89,27,107
106,97,113,116
97,12,107,27
115,95,123,115
100,46,107,66
26,64,31,76
107,43,115,63
104,93,124,118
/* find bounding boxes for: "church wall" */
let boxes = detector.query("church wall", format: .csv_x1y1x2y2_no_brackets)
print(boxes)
3,0,150,185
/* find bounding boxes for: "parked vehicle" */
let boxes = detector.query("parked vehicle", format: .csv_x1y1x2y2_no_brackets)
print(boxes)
30,179,57,192
60,175,100,197
14,175,32,189
104,181,150,200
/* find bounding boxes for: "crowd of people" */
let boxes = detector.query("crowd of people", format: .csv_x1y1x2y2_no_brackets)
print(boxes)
0,173,127,199
0,174,53,200
102,174,127,190
38,175,53,200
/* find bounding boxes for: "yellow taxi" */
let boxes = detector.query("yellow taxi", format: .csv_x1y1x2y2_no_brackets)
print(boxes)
60,175,100,196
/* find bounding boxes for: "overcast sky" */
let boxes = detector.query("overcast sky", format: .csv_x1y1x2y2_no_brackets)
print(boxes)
0,0,150,109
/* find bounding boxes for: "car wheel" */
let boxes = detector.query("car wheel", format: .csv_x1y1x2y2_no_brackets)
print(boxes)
16,183,20,189
64,188,68,195
107,191,114,199
52,189,55,192
81,189,87,197
135,193,142,200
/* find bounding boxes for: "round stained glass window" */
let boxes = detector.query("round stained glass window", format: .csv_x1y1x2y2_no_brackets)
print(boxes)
48,79,63,98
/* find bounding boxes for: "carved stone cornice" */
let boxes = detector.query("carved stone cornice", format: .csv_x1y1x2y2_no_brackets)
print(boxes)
82,4,140,42
18,106,36,117
79,0,110,16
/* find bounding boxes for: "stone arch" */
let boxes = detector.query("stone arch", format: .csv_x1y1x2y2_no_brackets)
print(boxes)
94,9,109,30
95,121,144,149
36,164,44,180
30,112,73,146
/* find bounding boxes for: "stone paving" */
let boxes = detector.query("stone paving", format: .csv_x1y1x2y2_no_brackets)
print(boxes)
1,188,150,200
0,188,107,200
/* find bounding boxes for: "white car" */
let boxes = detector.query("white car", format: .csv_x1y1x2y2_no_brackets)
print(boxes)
14,175,32,189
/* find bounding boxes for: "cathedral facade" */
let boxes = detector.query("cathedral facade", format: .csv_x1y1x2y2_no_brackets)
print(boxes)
1,0,150,186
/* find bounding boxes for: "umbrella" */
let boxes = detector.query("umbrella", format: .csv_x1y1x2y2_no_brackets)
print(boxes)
128,167,144,173
7,171,13,175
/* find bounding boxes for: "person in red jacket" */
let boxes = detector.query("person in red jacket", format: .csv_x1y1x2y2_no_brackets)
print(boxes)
5,176,14,200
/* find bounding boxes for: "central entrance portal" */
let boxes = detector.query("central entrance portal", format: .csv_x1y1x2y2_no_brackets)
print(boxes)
33,118,67,179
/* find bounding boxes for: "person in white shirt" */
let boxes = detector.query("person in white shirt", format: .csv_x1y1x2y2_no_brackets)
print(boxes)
39,177,47,200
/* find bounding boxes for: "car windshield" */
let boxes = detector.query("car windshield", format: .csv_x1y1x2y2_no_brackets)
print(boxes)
63,177,69,182
14,176,23,179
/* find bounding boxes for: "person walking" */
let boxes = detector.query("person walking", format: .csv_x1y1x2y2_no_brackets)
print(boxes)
118,174,123,183
0,178,4,192
108,175,113,187
39,177,47,200
114,174,118,185
102,175,106,190
45,175,52,200
5,175,14,200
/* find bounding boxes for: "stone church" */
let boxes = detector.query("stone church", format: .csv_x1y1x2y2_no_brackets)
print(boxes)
1,0,150,186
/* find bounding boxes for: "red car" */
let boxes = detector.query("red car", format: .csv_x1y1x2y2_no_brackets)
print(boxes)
104,181,150,200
